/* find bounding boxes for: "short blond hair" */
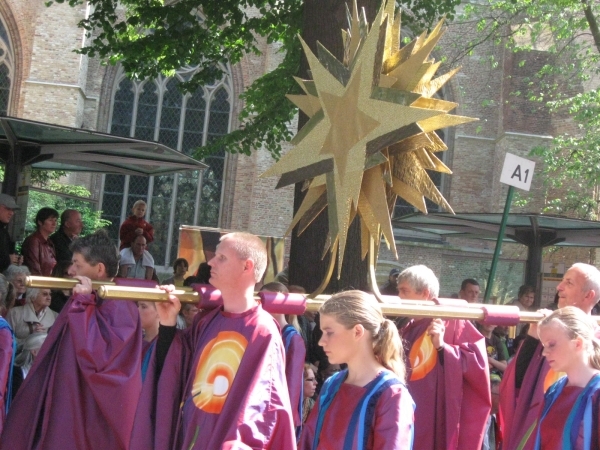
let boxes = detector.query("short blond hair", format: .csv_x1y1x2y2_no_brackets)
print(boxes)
220,232,267,282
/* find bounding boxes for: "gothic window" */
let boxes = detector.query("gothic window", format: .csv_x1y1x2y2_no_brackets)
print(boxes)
101,65,232,267
0,17,13,116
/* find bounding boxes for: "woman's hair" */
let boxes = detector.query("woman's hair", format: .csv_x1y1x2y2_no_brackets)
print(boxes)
51,260,72,278
172,258,189,273
3,264,30,281
35,207,59,229
319,290,406,381
538,306,600,370
25,288,41,304
304,363,317,378
518,285,535,298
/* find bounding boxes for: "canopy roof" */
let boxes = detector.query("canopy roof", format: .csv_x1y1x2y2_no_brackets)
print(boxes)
0,116,207,178
392,213,600,248
392,212,600,288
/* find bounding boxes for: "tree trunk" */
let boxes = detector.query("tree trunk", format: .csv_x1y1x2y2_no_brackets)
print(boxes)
288,0,380,294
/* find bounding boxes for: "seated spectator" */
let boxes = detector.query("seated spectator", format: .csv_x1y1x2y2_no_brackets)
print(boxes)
22,208,58,276
0,194,21,273
459,278,481,303
179,303,199,329
49,209,83,264
183,262,211,286
6,288,57,343
315,360,341,396
118,236,154,280
379,268,400,295
511,285,536,335
493,325,515,358
162,258,188,287
3,265,29,307
119,200,154,250
49,261,73,313
11,332,47,401
511,285,535,311
302,363,318,423
477,322,509,380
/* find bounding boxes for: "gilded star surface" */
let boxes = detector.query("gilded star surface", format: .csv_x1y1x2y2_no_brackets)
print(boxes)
261,0,477,287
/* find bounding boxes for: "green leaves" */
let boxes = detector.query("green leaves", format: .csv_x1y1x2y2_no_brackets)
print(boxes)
51,0,465,160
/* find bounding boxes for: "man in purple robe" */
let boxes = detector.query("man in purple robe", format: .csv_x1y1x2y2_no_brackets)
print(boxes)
0,230,142,449
130,232,295,450
499,262,600,450
397,265,491,449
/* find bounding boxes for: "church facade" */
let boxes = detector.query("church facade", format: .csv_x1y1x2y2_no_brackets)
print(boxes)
0,1,591,299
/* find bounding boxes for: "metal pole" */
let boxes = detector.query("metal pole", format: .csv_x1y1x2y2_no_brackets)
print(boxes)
484,185,515,303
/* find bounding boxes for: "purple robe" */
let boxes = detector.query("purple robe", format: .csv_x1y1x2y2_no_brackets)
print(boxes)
282,324,307,428
498,337,575,450
0,293,142,449
401,318,491,450
130,304,296,450
0,323,12,436
299,374,414,449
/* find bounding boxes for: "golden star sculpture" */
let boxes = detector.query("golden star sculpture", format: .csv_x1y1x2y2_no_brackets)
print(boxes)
261,0,477,295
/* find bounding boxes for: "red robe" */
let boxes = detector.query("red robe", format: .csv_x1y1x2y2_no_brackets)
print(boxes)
130,304,296,450
299,372,415,449
401,318,491,450
119,215,154,250
0,293,142,449
497,331,600,450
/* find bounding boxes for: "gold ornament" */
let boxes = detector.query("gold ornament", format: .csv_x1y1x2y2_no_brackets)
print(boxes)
261,0,477,297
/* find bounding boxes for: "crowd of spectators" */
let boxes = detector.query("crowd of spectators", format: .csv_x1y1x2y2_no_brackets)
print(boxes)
0,187,598,449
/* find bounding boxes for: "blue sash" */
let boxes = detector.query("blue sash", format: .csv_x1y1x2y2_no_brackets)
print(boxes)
0,317,15,413
534,373,600,449
312,369,411,450
141,340,156,382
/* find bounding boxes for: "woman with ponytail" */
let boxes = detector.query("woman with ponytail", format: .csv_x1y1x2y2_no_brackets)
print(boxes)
533,306,600,449
299,290,415,450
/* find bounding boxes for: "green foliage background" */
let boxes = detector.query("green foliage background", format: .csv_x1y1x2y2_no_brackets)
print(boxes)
24,181,111,237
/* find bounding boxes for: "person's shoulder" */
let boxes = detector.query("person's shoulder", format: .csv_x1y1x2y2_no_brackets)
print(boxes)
49,228,66,242
6,304,24,317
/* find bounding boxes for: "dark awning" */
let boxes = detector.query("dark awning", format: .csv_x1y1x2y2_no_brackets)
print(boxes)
393,212,600,288
0,116,208,195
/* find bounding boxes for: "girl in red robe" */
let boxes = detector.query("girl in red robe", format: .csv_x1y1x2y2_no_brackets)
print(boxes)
300,290,415,450
534,306,600,449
